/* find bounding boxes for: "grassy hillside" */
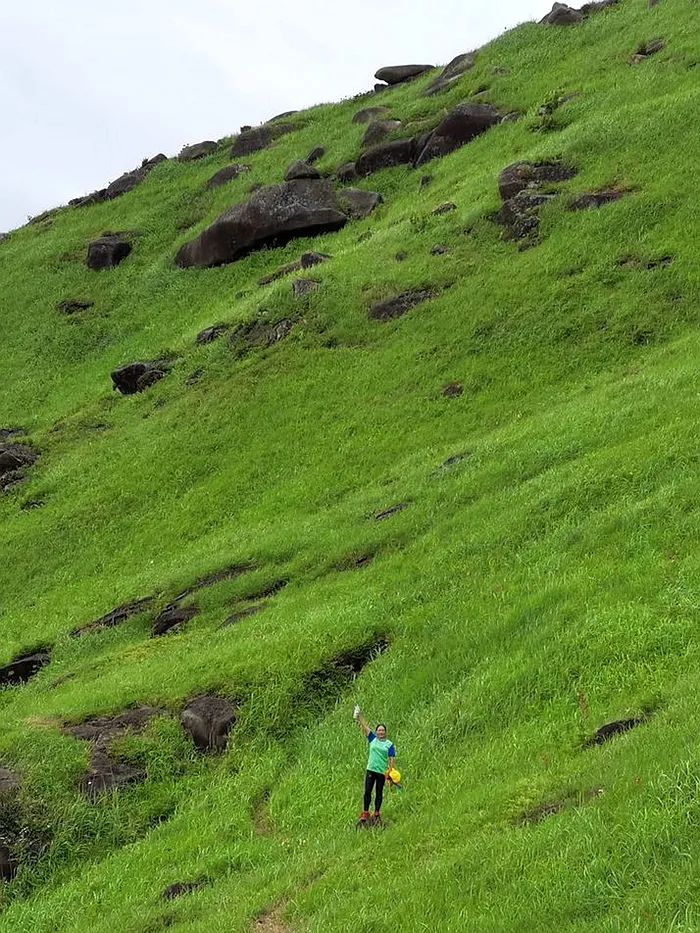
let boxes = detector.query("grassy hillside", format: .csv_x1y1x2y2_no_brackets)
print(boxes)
1,1,699,929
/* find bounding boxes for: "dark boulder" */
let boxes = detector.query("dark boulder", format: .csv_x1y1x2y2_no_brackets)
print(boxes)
196,324,229,345
284,160,321,181
87,234,132,270
540,3,584,23
175,179,346,269
414,103,501,167
361,120,402,148
374,64,434,85
498,161,577,200
0,648,50,687
151,605,199,636
306,145,325,164
110,360,170,395
338,188,383,219
180,695,236,751
231,122,296,157
206,164,250,189
568,189,625,210
424,53,476,96
355,137,422,176
352,106,390,125
56,298,94,314
103,154,167,198
336,162,358,182
178,141,217,162
588,716,645,746
368,289,435,322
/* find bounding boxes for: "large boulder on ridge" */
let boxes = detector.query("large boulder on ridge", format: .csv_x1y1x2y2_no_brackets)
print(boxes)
175,179,347,269
231,122,296,157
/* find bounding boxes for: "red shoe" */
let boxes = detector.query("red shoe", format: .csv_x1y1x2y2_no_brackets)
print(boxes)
359,811,369,822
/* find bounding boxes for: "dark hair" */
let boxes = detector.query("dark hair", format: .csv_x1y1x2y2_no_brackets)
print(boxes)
376,723,386,731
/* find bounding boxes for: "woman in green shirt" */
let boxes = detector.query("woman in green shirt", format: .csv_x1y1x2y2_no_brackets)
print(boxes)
353,705,396,823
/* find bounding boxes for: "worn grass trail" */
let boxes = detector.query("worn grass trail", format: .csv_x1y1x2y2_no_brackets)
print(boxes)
0,1,699,930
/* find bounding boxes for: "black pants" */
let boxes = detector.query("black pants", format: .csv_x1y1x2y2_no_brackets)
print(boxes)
364,770,386,812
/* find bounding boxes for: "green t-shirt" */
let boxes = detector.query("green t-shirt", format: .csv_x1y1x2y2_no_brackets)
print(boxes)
367,731,396,774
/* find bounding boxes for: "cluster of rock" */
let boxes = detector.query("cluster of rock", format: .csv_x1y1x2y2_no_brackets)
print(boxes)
539,0,619,25
70,154,167,209
495,160,577,242
110,359,172,395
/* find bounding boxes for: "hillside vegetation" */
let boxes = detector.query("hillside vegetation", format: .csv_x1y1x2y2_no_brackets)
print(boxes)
1,1,699,929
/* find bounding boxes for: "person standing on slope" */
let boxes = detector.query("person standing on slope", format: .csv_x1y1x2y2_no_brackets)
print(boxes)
353,705,396,824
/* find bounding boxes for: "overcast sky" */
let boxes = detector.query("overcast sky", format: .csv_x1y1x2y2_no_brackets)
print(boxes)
0,0,546,231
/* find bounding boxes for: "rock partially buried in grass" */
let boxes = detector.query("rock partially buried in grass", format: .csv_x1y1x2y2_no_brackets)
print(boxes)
368,289,436,322
231,122,297,157
151,604,199,636
175,180,347,269
568,189,626,210
362,120,402,148
587,716,645,746
338,188,383,219
161,881,205,901
442,381,463,397
355,138,424,176
498,161,577,201
631,37,665,62
223,603,268,626
0,768,21,794
69,154,167,208
496,190,557,242
110,360,171,395
196,323,229,345
424,52,476,96
292,278,319,298
86,233,132,270
284,160,321,181
229,318,294,356
374,502,409,521
306,145,325,164
352,106,391,124
0,443,38,489
432,202,456,215
181,695,236,752
56,298,94,315
206,164,251,189
0,846,17,881
0,648,50,687
70,596,155,637
375,64,434,85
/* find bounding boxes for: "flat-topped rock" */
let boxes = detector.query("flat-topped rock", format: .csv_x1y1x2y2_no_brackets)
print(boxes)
374,64,434,85
175,179,346,269
178,141,217,162
355,137,423,176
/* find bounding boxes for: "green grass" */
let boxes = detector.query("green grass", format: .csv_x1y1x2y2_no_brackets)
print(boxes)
0,0,699,929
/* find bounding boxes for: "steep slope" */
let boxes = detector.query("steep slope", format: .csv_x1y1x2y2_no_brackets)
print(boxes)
0,1,699,930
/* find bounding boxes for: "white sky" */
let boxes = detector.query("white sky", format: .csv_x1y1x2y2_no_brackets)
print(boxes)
0,0,546,231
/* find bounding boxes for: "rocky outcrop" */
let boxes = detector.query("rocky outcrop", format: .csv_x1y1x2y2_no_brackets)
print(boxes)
540,0,618,23
206,164,250,189
231,122,297,157
178,141,217,161
375,64,434,85
70,155,167,208
496,190,557,241
175,180,347,269
495,160,577,242
368,289,436,322
180,695,236,751
229,318,294,355
71,596,155,637
306,145,325,163
110,360,171,395
86,234,132,270
424,53,476,96
498,161,577,200
336,162,358,182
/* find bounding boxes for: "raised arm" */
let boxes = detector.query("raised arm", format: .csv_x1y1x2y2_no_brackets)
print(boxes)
353,705,371,737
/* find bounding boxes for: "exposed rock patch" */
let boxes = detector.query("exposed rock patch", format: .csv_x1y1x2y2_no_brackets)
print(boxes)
338,188,383,219
0,443,38,490
616,254,673,270
0,769,21,795
568,189,626,210
161,881,205,901
375,64,434,85
230,318,294,356
442,381,463,397
355,137,423,176
374,502,409,521
587,716,646,747
111,360,171,395
540,0,618,23
86,234,132,270
176,180,346,268
57,298,94,315
303,636,390,705
0,846,17,881
151,605,199,637
368,289,435,322
425,52,476,96
335,553,375,571
0,649,50,687
292,278,319,299
171,563,256,603
206,164,250,189
498,161,577,201
178,141,217,162
70,596,155,637
180,695,236,752
196,323,229,345
223,603,268,626
496,190,556,242
431,245,449,255
631,38,665,62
